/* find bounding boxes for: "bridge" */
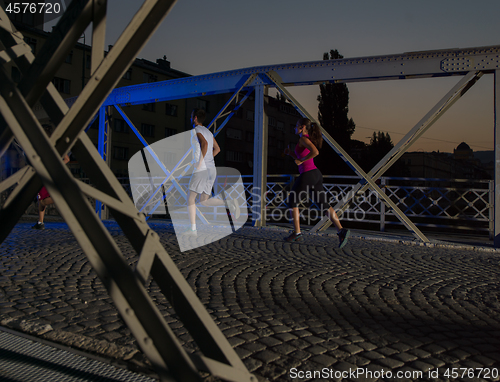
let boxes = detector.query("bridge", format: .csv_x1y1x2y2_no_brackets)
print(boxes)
0,0,499,381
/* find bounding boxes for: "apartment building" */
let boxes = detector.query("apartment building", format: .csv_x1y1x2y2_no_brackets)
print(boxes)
2,15,305,183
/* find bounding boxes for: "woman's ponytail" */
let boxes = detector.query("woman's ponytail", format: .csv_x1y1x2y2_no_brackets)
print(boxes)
309,123,323,149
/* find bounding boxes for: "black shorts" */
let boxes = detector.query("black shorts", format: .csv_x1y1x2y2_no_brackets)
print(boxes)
286,169,330,210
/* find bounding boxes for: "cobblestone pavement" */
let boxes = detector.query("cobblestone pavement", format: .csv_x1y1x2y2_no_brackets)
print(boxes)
1,220,500,382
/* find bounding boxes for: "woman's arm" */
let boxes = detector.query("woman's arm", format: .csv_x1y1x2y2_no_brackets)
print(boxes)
284,145,298,160
294,136,319,165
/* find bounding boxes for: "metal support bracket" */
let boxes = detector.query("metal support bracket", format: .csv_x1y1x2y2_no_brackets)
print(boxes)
309,71,483,233
265,71,430,242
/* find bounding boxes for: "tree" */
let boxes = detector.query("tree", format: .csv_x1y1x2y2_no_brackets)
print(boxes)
366,131,394,171
316,49,356,174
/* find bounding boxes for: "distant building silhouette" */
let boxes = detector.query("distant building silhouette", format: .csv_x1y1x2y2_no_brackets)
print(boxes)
454,142,474,162
398,142,491,180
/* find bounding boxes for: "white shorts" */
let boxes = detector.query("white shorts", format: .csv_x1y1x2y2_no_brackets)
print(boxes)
188,167,217,195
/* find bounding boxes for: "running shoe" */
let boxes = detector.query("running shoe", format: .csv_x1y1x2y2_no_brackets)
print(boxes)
337,228,350,249
228,199,241,219
181,227,197,236
32,222,45,230
285,231,303,242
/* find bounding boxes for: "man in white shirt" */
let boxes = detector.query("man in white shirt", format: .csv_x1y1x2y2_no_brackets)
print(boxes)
185,108,239,235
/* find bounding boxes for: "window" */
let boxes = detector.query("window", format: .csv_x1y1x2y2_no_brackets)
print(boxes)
143,72,157,83
246,131,254,142
268,116,276,127
246,110,254,121
52,77,71,94
142,103,156,112
165,103,178,116
113,146,129,160
195,99,209,112
123,68,132,80
226,128,242,140
279,103,300,116
65,50,73,64
226,150,243,163
24,37,37,53
277,121,284,131
141,123,155,137
165,127,177,137
114,119,128,133
277,140,284,150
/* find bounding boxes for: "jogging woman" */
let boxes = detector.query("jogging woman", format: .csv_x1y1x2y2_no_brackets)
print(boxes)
284,118,350,248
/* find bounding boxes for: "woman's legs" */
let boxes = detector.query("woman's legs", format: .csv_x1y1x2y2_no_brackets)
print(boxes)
38,196,53,224
287,173,309,235
326,207,343,231
291,207,301,233
311,170,344,233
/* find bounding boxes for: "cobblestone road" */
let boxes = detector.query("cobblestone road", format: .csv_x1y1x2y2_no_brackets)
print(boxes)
0,221,499,381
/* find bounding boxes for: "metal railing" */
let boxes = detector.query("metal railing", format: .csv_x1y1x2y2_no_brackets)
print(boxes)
257,175,491,237
13,175,491,238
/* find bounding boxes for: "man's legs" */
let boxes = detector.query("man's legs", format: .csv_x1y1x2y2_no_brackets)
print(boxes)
187,190,198,226
199,192,224,206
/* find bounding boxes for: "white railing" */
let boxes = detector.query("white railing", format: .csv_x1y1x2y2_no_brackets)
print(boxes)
12,175,491,237
258,175,491,237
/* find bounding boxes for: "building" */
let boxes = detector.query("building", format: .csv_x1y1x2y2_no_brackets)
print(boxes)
2,20,194,180
398,143,491,180
453,142,475,162
2,15,311,184
218,94,301,176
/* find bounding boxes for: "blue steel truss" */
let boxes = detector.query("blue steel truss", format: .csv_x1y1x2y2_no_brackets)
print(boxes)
97,44,500,242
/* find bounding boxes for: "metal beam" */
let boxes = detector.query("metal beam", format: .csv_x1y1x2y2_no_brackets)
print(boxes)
104,45,500,107
265,71,430,242
495,70,500,247
310,71,483,233
252,82,268,227
91,0,106,75
0,1,256,380
206,73,257,135
114,104,209,223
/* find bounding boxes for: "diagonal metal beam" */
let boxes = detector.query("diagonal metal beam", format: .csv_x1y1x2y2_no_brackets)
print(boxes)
494,69,500,247
205,73,257,135
18,0,94,106
310,71,483,233
0,0,95,240
0,0,182,240
91,0,106,74
114,104,209,223
265,71,430,242
0,2,257,380
0,68,202,381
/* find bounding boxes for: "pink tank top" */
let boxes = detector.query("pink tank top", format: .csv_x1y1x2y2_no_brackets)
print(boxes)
295,135,317,174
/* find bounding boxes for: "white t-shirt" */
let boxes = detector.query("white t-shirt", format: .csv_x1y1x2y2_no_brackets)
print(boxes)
193,125,215,172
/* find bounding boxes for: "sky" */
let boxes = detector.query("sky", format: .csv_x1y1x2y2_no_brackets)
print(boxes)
50,0,500,153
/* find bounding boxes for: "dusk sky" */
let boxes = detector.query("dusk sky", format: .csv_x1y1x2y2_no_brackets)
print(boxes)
51,0,500,153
